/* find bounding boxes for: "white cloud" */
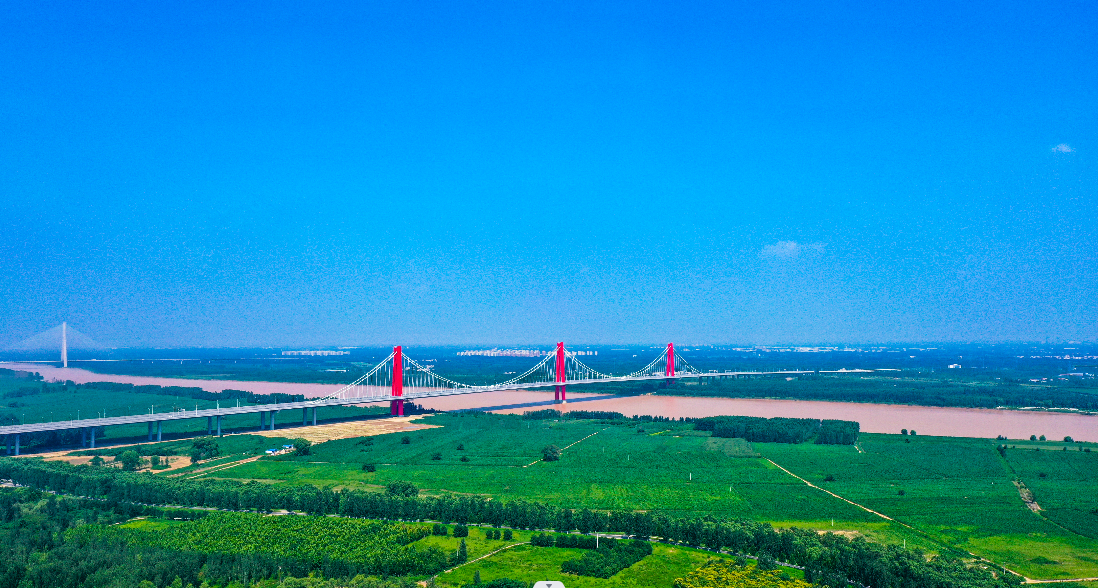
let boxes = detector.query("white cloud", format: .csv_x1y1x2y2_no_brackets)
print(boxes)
760,240,825,259
1052,143,1075,153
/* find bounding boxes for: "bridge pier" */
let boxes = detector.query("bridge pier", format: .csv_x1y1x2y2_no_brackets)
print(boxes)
80,427,87,448
269,411,276,430
303,407,308,426
147,422,154,441
4,435,9,455
312,407,317,426
207,416,212,435
156,421,162,442
260,411,266,430
13,434,19,456
89,427,95,449
216,415,222,437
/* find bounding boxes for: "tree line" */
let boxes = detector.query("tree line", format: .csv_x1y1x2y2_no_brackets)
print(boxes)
518,410,860,445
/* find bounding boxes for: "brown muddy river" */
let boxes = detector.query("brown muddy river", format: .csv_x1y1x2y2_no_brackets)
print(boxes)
7,363,1097,442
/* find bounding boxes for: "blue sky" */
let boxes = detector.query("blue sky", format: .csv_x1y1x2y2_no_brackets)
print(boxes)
1,0,1095,347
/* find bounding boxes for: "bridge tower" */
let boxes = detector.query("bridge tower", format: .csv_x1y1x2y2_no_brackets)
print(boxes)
666,342,675,377
390,345,404,416
554,341,566,403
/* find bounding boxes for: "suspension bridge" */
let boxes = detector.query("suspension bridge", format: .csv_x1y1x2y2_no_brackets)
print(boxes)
2,343,868,455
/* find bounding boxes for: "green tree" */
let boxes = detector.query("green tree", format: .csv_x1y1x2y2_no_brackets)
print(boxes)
453,538,468,565
117,450,141,472
386,480,419,497
541,445,561,462
293,438,312,456
189,437,220,464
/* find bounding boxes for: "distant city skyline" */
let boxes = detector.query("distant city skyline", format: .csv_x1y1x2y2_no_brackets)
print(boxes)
1,1,1095,347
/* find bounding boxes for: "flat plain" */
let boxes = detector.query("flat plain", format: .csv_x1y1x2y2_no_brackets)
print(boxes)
181,412,1098,580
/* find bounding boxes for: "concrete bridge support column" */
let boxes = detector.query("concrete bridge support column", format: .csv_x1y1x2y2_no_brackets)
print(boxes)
148,422,154,441
4,435,9,455
260,411,267,430
207,417,212,435
269,411,276,430
216,415,222,437
303,407,308,426
80,427,87,448
156,421,162,442
89,428,96,449
312,407,317,426
13,434,19,456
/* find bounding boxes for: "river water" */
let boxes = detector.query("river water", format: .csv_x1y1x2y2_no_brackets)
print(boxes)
6,363,1096,442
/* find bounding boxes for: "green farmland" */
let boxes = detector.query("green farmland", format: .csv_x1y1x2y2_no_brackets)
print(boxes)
755,434,1098,579
176,412,1098,581
209,413,878,522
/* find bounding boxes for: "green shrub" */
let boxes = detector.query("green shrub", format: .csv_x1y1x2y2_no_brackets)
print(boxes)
293,439,312,456
385,481,418,497
560,539,652,578
541,445,561,462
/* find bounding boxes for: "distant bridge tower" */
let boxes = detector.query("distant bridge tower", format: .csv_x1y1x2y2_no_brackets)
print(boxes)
666,342,674,377
61,322,68,368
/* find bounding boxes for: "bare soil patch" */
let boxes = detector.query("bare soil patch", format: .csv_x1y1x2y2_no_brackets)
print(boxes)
250,415,438,444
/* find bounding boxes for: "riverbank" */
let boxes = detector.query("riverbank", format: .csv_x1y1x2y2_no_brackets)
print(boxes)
4,362,1096,442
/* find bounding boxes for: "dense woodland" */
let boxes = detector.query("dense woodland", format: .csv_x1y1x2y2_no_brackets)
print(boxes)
0,458,1022,588
521,410,860,445
694,416,859,445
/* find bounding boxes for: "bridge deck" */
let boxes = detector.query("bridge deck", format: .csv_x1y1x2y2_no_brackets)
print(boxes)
0,369,872,437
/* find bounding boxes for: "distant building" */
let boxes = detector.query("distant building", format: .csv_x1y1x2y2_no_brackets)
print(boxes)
282,350,349,356
457,349,596,357
948,364,961,369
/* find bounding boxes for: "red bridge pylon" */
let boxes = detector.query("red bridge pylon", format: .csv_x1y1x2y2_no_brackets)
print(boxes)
666,342,675,377
391,345,404,416
554,341,566,403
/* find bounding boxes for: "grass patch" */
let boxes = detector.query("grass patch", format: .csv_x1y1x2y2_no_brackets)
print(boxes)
434,542,737,588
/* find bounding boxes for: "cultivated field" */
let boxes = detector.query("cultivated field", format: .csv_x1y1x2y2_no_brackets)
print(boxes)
159,412,1098,580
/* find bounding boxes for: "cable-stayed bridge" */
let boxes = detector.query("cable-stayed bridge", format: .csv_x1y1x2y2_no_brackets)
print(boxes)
2,343,871,455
